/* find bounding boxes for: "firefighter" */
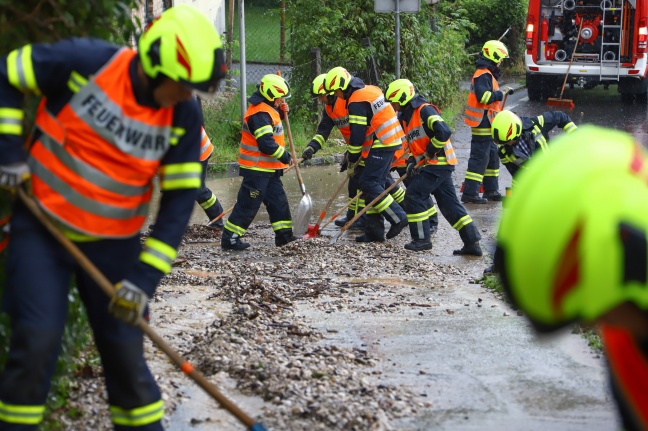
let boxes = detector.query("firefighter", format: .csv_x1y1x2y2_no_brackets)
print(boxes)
323,66,408,243
391,123,440,236
386,79,482,255
495,126,648,431
221,74,296,251
198,117,226,229
302,74,366,230
0,5,225,430
491,109,577,181
461,40,514,204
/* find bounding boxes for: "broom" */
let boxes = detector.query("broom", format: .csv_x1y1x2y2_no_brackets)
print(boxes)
547,19,583,110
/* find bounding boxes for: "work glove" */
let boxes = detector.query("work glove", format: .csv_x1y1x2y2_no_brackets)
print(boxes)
278,102,289,113
0,162,30,190
406,156,418,177
339,152,349,173
302,145,315,161
278,149,292,165
109,280,149,325
501,86,515,96
347,161,357,178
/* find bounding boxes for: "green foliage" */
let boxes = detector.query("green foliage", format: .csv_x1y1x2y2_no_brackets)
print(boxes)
437,0,527,67
286,0,471,121
0,0,142,51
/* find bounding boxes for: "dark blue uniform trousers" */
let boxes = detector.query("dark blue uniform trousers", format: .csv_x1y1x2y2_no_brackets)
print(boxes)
0,203,162,431
358,149,407,238
404,167,481,245
464,135,500,195
224,172,293,243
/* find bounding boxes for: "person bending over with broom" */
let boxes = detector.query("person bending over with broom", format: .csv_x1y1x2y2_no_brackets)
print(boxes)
491,109,577,183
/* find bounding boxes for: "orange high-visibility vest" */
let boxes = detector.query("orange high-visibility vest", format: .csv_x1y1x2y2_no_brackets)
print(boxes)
464,69,501,128
29,48,174,238
238,103,287,172
199,126,214,161
601,324,648,430
325,97,350,144
402,103,457,166
348,85,405,159
392,140,408,168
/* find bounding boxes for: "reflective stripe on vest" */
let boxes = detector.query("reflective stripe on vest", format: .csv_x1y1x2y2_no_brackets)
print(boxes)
464,69,501,127
29,48,175,238
199,126,214,161
392,141,408,167
348,85,405,158
325,97,351,144
404,103,457,166
238,103,287,172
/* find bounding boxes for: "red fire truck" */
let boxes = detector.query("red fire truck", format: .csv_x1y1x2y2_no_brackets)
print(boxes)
525,0,648,102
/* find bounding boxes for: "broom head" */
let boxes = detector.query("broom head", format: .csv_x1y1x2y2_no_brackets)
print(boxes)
546,97,575,110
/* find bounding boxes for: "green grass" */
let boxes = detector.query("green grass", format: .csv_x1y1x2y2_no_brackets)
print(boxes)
232,6,290,63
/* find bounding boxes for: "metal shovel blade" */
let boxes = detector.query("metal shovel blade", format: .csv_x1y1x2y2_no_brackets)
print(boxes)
293,193,313,237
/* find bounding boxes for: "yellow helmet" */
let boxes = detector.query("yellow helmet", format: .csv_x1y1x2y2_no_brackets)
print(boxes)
482,40,509,64
495,126,648,332
259,74,290,101
138,4,226,94
491,110,523,144
385,79,416,106
311,74,328,97
324,67,352,92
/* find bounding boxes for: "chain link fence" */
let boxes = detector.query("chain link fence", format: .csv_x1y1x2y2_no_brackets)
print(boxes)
135,1,383,151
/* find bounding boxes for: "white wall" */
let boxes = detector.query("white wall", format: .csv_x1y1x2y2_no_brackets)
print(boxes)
133,0,226,39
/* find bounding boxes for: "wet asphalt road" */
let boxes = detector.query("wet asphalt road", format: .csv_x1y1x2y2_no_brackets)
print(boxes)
164,83,631,430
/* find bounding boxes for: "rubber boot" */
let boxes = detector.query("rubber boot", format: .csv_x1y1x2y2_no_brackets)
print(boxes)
453,242,483,256
382,201,408,239
221,230,250,251
482,190,503,202
404,238,432,251
356,214,385,243
334,213,350,227
275,229,298,247
461,179,487,204
204,200,225,230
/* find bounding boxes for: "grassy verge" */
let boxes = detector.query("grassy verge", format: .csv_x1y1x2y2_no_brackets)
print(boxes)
480,273,603,353
232,5,289,63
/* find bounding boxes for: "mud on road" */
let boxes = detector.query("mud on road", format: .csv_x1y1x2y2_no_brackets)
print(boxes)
54,85,618,430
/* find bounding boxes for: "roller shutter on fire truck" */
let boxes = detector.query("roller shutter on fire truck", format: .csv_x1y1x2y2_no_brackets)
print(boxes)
525,0,648,102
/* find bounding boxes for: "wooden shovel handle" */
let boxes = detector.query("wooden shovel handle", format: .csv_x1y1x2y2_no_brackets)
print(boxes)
16,188,265,430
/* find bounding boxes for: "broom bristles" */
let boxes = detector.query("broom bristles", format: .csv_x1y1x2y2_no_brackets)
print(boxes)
546,98,575,110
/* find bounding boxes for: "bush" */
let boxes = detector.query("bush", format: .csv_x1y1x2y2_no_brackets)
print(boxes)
437,0,527,69
286,0,471,121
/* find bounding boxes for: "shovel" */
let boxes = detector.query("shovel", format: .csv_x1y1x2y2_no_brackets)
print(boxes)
283,157,304,174
319,192,362,232
329,160,424,245
205,203,235,227
284,112,312,236
303,175,349,238
16,188,268,431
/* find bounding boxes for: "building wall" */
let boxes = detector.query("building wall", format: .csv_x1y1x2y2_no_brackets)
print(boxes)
133,0,226,38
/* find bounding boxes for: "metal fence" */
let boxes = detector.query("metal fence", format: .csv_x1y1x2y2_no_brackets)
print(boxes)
135,1,382,130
